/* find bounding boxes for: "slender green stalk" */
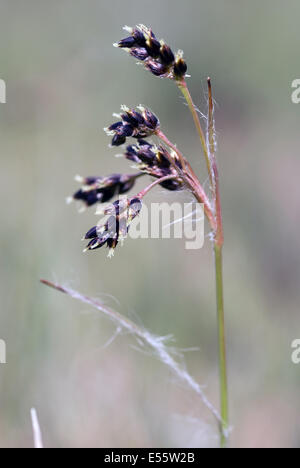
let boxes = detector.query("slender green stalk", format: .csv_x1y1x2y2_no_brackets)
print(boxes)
214,243,229,447
177,80,213,189
178,78,229,447
212,138,228,448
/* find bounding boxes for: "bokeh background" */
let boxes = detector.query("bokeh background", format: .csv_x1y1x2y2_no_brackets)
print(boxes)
0,0,300,448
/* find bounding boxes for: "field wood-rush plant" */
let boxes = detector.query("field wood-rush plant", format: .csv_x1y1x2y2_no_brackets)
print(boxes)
43,24,229,448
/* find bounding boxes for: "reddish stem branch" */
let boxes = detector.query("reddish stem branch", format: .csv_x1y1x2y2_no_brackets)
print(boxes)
155,128,188,171
155,128,216,231
137,175,178,198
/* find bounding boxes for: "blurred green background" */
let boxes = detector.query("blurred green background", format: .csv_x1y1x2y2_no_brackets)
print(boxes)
0,0,300,448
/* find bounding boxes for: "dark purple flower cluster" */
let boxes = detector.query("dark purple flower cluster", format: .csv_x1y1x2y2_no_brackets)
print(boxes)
104,105,159,146
125,140,183,191
115,25,187,80
83,197,142,256
70,173,141,208
69,24,188,256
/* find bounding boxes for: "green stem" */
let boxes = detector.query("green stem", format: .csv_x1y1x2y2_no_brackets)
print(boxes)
177,80,213,189
177,78,229,447
214,243,229,447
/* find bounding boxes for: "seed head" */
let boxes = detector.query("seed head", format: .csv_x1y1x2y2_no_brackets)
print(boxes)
84,197,143,256
70,173,141,207
125,140,183,191
173,51,188,80
104,106,160,146
130,47,148,61
115,25,187,81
